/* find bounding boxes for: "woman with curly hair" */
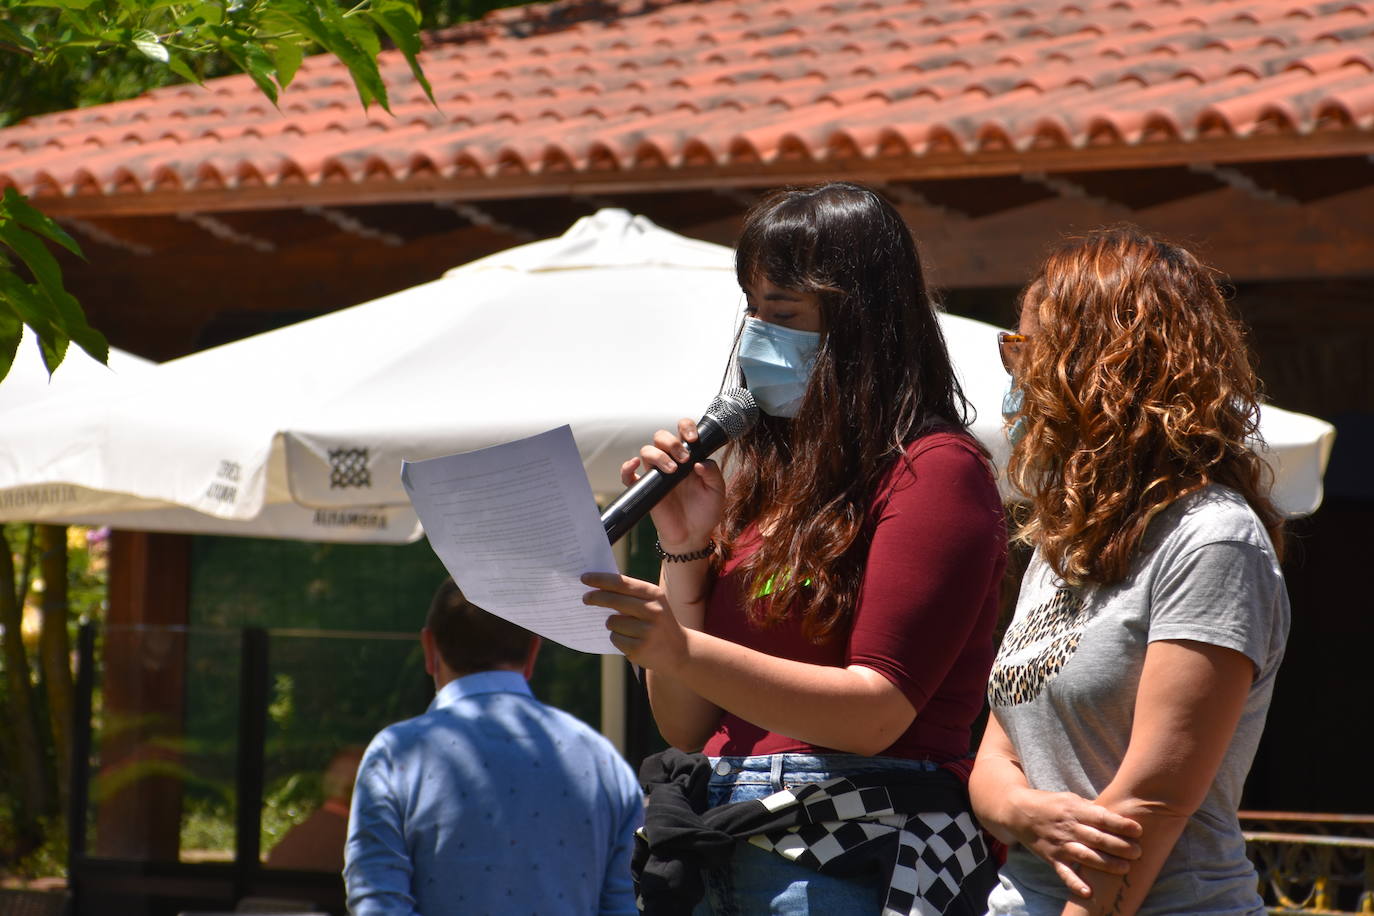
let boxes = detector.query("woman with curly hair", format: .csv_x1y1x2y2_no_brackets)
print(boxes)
582,182,1007,914
970,227,1290,916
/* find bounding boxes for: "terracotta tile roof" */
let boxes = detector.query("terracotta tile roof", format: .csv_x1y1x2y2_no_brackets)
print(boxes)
3,0,1372,211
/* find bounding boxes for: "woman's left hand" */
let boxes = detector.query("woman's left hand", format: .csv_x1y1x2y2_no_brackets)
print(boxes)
1005,786,1141,896
582,572,690,673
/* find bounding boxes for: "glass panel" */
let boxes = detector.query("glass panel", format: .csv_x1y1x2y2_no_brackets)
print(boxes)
260,630,429,871
181,626,243,863
87,624,241,864
188,537,447,632
528,639,599,730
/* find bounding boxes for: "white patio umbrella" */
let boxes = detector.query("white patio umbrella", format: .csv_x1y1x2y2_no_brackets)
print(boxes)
0,210,743,538
1,326,153,410
0,330,423,541
0,210,1336,540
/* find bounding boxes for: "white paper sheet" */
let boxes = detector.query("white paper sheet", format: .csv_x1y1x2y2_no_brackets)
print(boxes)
400,425,621,654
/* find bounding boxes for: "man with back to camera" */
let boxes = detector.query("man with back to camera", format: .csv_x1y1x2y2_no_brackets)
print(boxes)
343,578,644,915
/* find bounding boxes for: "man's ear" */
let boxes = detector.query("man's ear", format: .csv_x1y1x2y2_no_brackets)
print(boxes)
421,627,436,678
522,636,543,681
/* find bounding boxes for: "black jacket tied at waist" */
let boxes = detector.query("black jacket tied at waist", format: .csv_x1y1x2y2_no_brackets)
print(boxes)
632,748,998,916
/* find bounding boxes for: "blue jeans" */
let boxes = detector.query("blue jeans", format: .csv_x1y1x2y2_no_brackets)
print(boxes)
692,753,939,916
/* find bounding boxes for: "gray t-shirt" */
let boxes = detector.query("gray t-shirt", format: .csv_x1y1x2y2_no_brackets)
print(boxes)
985,485,1289,916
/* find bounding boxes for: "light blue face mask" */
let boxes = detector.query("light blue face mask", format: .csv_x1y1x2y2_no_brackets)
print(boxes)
737,317,821,418
1002,378,1027,447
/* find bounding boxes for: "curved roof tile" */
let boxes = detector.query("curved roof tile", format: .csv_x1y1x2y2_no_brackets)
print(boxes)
3,0,1372,207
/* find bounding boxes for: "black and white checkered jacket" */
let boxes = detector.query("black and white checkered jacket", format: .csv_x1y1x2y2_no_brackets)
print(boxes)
632,748,998,916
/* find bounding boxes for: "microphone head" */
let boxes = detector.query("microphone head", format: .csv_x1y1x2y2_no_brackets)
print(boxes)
704,387,760,440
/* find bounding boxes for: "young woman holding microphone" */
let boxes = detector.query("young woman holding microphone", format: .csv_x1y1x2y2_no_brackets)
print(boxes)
582,182,1007,915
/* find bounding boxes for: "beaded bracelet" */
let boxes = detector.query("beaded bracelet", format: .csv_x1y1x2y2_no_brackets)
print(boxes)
654,539,716,563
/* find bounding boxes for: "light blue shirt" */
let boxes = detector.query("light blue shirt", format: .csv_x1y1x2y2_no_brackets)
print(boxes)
344,670,643,915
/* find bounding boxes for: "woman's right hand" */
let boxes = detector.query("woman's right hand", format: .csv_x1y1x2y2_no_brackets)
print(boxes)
1005,786,1143,897
622,418,726,550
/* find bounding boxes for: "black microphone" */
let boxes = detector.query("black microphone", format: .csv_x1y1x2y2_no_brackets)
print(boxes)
601,387,759,544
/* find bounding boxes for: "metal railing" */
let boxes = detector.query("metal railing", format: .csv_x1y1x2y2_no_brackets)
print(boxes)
1243,811,1374,915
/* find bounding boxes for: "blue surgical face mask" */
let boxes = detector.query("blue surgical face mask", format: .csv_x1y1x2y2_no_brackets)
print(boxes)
736,317,821,418
1002,378,1027,447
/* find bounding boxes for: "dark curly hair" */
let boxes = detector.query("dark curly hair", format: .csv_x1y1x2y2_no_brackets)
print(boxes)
1007,226,1284,586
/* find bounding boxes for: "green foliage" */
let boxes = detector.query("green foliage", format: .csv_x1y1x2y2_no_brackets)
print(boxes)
1,8,201,125
0,0,535,384
178,761,329,862
0,188,107,381
0,815,67,880
0,0,437,382
415,0,533,30
179,797,234,859
62,527,106,621
268,672,295,731
0,0,529,130
0,524,104,875
0,0,435,114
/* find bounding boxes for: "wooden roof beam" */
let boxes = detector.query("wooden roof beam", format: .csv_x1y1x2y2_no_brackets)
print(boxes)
62,218,153,257
175,212,276,253
1193,156,1374,204
432,199,536,242
303,206,405,248
1020,171,1121,211
882,182,960,220
1188,163,1300,207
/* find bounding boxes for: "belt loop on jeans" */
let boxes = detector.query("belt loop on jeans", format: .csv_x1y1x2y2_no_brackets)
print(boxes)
770,754,785,790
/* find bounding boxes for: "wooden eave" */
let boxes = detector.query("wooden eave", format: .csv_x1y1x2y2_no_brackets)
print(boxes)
27,131,1374,219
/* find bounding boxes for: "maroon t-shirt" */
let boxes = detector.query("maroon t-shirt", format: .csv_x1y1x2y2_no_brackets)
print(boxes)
701,431,1007,762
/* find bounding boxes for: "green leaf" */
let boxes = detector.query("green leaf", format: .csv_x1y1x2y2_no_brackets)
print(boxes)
0,270,53,334
208,27,280,103
0,309,23,384
1,188,82,258
0,219,107,366
0,272,67,374
16,0,100,9
38,328,68,374
365,1,433,104
166,51,201,85
174,1,224,27
0,220,69,310
267,1,328,51
268,39,304,90
212,28,250,70
335,10,380,61
368,0,420,55
31,278,103,365
0,21,39,54
62,8,103,42
67,319,107,366
278,0,388,110
243,42,278,105
132,28,169,62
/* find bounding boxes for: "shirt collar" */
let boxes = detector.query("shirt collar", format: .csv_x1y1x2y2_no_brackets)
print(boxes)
429,669,532,711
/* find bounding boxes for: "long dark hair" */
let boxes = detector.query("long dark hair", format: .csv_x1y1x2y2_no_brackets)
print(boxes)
1008,226,1284,586
721,182,973,643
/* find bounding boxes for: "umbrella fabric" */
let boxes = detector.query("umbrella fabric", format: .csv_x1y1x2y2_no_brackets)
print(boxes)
0,327,152,411
0,210,1336,541
0,330,421,542
0,210,742,538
